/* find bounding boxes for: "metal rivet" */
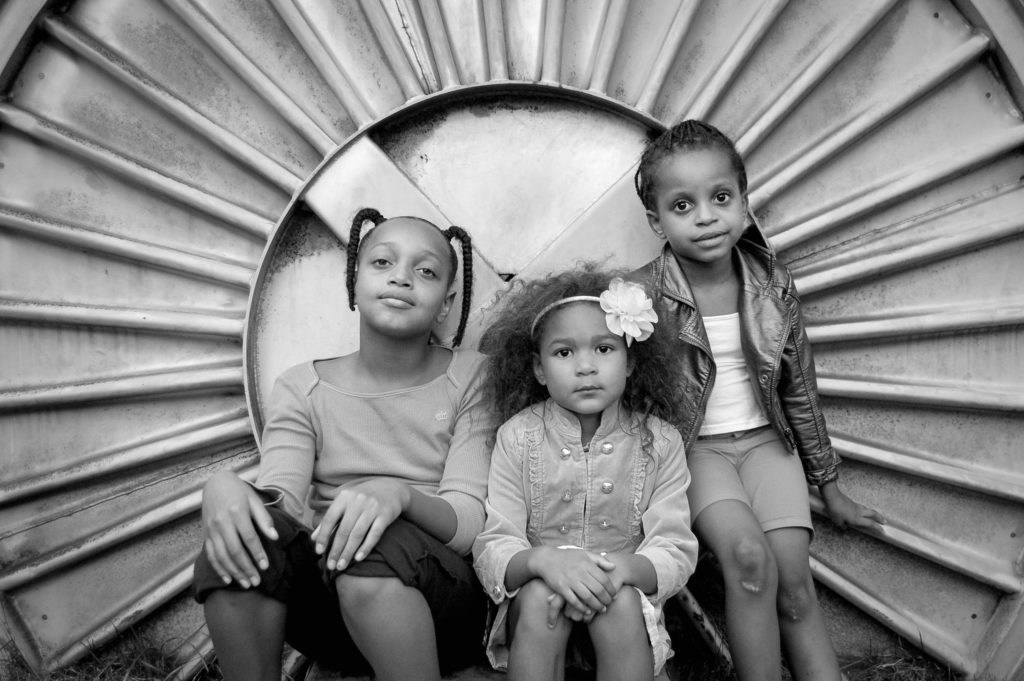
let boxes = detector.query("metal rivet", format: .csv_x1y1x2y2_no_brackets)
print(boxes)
560,447,571,458
599,519,610,529
562,490,573,502
559,524,569,534
600,442,613,454
601,481,614,494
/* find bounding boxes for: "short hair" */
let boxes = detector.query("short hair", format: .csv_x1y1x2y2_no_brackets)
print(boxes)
479,264,687,430
345,208,474,347
634,119,747,211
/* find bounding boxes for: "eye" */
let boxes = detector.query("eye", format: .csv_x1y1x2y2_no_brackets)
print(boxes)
596,344,615,354
714,191,731,204
672,199,692,213
417,266,438,279
553,348,572,358
370,257,391,268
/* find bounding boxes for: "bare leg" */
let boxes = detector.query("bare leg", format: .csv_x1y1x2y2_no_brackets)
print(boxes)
766,528,841,681
336,574,440,681
695,500,781,681
507,579,572,681
204,589,285,681
588,586,654,681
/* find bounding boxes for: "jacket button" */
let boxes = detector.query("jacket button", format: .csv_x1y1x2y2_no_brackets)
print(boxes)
562,490,573,502
600,442,613,454
492,585,502,595
760,375,768,384
601,481,614,494
599,519,610,530
560,447,571,459
559,524,569,534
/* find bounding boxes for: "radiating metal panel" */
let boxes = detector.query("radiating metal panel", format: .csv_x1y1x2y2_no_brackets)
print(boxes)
0,1,1022,678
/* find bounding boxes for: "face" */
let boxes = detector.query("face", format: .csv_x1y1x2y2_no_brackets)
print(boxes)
645,147,748,268
532,303,633,427
353,217,456,339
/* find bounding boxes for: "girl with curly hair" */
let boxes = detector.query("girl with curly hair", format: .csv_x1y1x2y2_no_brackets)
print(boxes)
473,266,699,681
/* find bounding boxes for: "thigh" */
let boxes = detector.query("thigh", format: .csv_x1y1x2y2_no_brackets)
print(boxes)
692,498,771,570
738,430,812,534
342,518,486,670
686,440,749,523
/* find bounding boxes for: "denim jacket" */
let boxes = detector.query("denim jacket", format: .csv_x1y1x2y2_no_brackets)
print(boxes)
634,229,840,485
472,399,698,672
473,399,697,607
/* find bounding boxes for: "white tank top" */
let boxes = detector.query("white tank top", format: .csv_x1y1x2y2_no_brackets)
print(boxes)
699,313,770,436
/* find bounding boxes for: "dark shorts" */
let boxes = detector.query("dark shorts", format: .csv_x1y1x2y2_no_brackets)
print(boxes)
193,507,486,673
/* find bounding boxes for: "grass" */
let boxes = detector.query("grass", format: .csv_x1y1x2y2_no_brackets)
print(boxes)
1,629,962,681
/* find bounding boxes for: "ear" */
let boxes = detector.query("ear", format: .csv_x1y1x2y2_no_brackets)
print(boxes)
646,209,665,239
626,352,636,377
532,354,547,386
435,287,457,324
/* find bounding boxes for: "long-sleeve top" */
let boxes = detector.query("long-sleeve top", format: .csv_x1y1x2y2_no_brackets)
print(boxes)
254,348,492,555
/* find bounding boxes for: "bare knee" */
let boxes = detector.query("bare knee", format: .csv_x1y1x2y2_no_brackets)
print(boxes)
512,579,571,638
335,574,402,611
727,536,776,596
776,575,816,623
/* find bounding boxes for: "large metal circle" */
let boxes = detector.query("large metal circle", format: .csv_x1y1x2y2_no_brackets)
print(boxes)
1,1,1023,678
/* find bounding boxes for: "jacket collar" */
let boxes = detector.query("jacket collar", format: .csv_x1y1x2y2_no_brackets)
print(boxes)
654,225,778,306
543,398,627,443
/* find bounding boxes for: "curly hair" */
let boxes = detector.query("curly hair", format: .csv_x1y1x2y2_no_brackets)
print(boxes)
345,208,474,347
634,119,747,211
479,264,687,432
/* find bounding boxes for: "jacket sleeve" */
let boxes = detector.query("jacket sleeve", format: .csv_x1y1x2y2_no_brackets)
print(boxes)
472,423,532,604
776,279,841,485
634,423,699,606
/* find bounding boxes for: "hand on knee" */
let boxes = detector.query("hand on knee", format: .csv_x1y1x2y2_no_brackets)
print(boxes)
513,579,572,639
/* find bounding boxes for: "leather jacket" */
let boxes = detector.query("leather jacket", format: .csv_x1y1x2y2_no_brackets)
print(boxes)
633,228,840,485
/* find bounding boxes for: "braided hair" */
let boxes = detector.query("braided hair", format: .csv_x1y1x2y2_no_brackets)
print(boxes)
634,119,747,211
345,208,474,347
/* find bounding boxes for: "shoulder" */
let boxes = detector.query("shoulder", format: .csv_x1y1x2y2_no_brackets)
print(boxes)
643,415,686,454
496,402,547,440
273,361,320,395
447,347,487,384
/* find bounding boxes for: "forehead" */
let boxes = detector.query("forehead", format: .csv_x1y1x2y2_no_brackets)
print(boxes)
360,217,448,255
539,302,610,339
651,147,739,190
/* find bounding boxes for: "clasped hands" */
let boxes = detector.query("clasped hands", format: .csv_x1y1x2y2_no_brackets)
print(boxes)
529,546,627,627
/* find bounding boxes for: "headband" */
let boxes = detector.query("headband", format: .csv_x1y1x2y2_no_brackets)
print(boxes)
530,278,658,346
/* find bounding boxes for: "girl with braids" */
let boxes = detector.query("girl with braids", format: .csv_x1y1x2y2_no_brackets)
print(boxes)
473,266,698,681
193,209,490,681
632,120,884,681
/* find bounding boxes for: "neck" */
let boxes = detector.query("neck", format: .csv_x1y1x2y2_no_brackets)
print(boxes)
578,414,599,448
674,251,736,289
357,327,437,380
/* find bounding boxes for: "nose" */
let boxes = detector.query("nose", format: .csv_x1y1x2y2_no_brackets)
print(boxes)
388,265,413,287
575,352,597,375
695,201,715,225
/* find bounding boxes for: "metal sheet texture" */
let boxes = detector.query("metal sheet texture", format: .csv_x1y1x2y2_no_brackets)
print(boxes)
0,0,1022,678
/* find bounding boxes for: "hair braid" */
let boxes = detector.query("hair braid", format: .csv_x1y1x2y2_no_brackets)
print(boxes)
443,225,474,347
346,208,385,310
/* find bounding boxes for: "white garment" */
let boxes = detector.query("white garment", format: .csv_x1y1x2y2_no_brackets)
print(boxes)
700,313,769,436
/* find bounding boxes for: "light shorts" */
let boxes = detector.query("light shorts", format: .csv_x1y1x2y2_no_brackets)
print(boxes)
687,425,813,534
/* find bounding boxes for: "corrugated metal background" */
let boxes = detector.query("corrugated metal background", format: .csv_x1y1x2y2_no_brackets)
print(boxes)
1,1,1022,678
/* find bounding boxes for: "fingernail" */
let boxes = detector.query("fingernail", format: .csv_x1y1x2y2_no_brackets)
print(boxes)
240,579,250,589
315,544,324,554
250,576,260,587
355,551,364,561
258,559,269,570
221,575,231,584
268,530,279,540
326,559,335,570
336,558,347,570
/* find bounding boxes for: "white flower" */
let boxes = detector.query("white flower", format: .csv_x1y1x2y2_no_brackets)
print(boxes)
599,277,658,346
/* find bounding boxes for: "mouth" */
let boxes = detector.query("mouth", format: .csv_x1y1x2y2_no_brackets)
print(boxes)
575,386,602,394
379,294,414,307
694,231,728,243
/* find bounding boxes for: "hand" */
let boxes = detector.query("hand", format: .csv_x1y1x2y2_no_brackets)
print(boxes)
820,482,886,531
530,547,617,620
312,478,409,571
201,471,279,588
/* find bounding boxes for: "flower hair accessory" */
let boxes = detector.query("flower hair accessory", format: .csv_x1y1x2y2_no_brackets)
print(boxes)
529,278,658,345
600,277,657,346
